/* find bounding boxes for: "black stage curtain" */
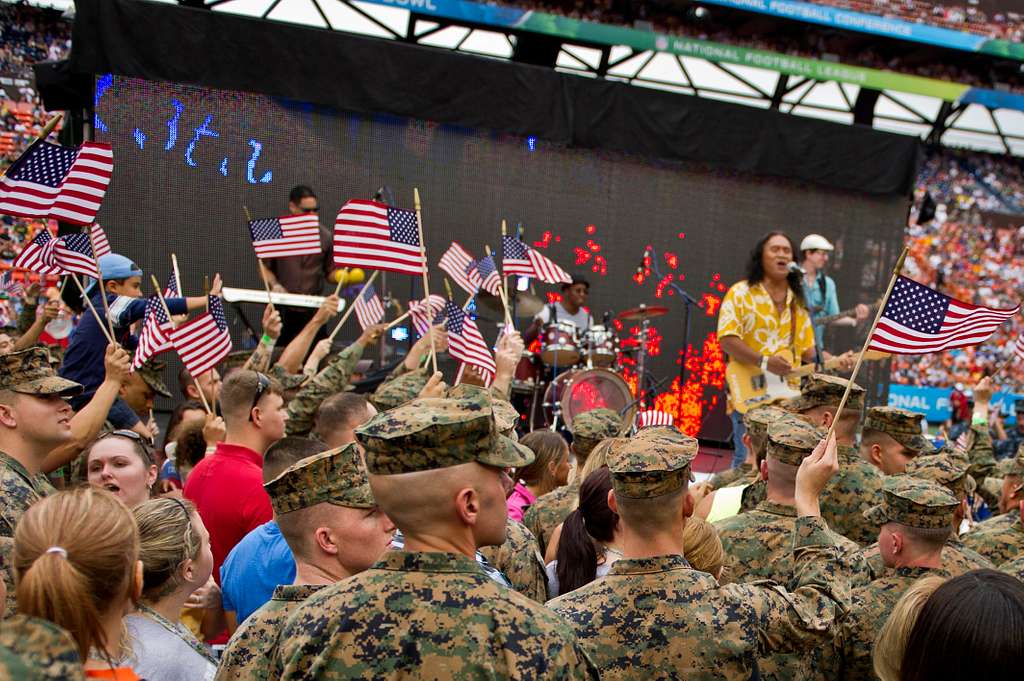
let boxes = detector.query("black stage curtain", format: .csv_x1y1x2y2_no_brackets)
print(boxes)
69,0,919,196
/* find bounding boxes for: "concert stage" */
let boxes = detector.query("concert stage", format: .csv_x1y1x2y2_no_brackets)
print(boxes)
53,0,919,441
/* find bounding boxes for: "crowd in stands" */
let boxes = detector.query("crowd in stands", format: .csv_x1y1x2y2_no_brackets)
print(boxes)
0,1,70,79
896,147,1024,393
806,0,1024,41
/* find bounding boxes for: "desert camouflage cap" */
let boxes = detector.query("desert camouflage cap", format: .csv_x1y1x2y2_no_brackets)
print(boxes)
357,391,534,475
134,358,172,398
370,368,429,411
742,405,787,440
904,449,970,499
608,426,698,499
766,413,825,466
864,406,935,454
863,476,959,529
445,384,519,437
0,347,81,397
571,408,623,459
264,443,375,514
785,373,865,413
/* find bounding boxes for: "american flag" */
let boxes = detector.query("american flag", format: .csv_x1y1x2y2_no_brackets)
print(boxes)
0,272,24,298
953,429,972,453
502,236,571,284
169,295,232,376
164,271,179,298
133,295,174,369
354,284,385,330
12,230,62,275
248,214,322,259
51,232,102,278
438,242,481,295
443,301,496,382
636,409,674,429
89,223,112,259
0,140,113,225
333,199,426,276
475,254,503,296
409,294,447,338
867,276,1020,355
1014,333,1024,363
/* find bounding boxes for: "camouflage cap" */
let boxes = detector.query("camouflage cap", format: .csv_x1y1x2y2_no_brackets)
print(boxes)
742,405,787,441
134,358,172,398
1005,445,1024,478
571,408,623,459
0,347,81,397
267,364,310,392
370,368,429,411
785,373,865,413
904,449,970,499
863,476,959,529
357,391,534,475
864,406,935,454
264,442,375,514
766,414,825,466
445,384,520,437
608,426,698,499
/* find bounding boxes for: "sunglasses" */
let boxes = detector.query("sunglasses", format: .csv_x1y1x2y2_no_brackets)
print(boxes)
102,429,155,463
301,206,319,214
249,372,270,422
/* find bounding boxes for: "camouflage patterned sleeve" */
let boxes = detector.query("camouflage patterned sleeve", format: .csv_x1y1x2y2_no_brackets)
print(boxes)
967,423,996,483
285,341,365,437
15,301,36,335
731,517,850,657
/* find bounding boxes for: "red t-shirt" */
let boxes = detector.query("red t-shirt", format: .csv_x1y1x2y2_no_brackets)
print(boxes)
183,442,272,585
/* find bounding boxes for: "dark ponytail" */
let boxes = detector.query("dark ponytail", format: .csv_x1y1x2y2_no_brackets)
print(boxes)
555,467,618,595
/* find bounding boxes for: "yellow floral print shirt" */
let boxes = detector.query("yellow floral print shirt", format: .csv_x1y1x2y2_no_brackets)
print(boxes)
717,280,815,362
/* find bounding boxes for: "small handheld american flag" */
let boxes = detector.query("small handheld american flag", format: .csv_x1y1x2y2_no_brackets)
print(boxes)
475,254,503,297
169,295,232,376
134,296,174,369
1014,333,1024,364
867,276,1019,355
12,230,62,275
636,409,674,430
0,272,24,298
248,214,322,259
354,284,385,330
333,199,426,276
502,236,571,285
0,139,113,226
409,294,447,338
438,242,481,296
51,233,102,279
443,301,496,383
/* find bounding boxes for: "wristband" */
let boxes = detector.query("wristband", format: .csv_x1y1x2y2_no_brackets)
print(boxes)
261,333,275,346
760,355,769,372
971,414,987,426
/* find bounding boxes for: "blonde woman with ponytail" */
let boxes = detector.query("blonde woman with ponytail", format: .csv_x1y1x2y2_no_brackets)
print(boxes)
126,497,217,681
12,486,144,680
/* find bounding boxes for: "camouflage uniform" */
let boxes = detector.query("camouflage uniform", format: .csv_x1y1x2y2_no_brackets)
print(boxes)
863,406,936,456
549,424,851,680
478,517,548,602
368,367,429,412
962,511,1024,566
217,443,377,680
285,341,367,436
275,392,598,679
522,408,622,554
135,358,172,399
804,477,959,681
0,613,84,680
999,553,1024,580
851,448,992,584
0,349,81,614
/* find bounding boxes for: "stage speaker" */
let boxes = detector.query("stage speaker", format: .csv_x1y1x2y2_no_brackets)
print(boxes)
512,33,562,69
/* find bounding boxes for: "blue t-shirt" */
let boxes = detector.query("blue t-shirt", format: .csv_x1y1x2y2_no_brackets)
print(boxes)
219,520,296,624
803,273,839,348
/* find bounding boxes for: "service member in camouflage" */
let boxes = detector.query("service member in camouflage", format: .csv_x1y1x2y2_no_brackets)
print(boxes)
0,348,82,613
787,373,883,545
478,516,548,602
217,438,394,681
310,392,376,448
999,553,1024,580
804,477,958,681
852,448,992,583
860,406,935,475
285,324,386,437
523,407,623,554
369,368,431,412
0,613,84,680
275,392,599,679
549,423,851,680
962,446,1024,565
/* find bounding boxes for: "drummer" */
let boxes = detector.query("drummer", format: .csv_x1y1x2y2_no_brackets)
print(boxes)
524,275,592,347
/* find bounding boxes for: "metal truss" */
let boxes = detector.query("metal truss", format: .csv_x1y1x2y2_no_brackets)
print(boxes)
179,0,1024,156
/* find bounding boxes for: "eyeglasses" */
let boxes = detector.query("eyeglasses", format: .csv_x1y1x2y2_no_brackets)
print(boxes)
249,372,270,422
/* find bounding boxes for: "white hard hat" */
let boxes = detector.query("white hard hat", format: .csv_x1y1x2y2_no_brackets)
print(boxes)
800,234,834,252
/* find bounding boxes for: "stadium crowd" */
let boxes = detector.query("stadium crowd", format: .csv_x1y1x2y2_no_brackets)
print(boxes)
805,0,1024,41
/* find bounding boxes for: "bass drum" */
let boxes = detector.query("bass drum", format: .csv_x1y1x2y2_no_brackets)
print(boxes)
541,368,635,432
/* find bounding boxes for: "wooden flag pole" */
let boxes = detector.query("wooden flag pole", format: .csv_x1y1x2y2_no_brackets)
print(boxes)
385,309,412,330
151,274,211,415
244,206,276,314
413,188,438,375
85,227,117,342
333,271,346,297
328,270,379,342
70,273,116,345
486,243,513,327
0,114,62,179
824,246,909,443
171,254,183,295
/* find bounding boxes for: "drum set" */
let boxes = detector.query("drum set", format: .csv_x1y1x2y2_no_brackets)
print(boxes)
508,301,669,433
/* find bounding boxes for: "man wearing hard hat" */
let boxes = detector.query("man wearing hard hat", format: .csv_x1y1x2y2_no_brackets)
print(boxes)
798,234,869,350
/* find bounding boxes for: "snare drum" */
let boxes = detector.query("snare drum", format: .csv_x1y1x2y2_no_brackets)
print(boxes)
511,350,541,395
540,321,580,367
583,325,618,368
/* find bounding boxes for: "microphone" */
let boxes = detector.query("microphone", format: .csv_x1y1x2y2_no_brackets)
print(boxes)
787,261,805,276
603,310,611,327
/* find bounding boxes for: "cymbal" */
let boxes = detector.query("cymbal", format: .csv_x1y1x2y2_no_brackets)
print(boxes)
475,291,545,319
617,304,669,321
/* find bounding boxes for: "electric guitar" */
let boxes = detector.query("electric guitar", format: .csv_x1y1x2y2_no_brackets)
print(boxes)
726,349,890,413
812,300,880,327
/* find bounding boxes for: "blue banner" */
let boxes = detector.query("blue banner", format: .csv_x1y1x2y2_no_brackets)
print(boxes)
888,384,1022,424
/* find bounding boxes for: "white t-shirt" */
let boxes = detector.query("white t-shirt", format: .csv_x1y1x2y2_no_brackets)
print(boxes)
534,302,592,332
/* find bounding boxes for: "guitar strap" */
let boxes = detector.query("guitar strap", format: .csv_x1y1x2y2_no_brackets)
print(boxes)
789,296,797,360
